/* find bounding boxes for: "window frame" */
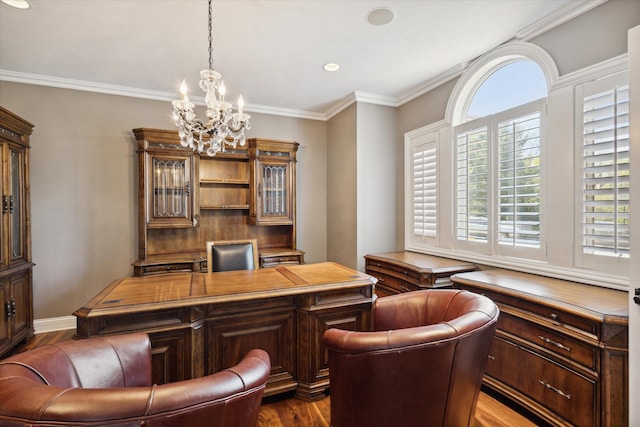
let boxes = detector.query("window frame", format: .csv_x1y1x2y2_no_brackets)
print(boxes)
453,98,546,261
404,122,445,249
404,42,630,290
574,71,629,274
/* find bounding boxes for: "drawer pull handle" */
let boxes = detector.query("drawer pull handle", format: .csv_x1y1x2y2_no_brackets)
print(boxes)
487,355,495,360
538,335,571,352
377,277,385,283
550,313,559,321
539,380,571,400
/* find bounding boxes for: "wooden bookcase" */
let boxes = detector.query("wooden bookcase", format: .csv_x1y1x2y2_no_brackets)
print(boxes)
133,128,303,276
0,107,34,357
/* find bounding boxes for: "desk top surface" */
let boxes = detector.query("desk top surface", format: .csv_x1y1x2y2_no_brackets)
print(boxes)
453,268,628,320
75,262,376,317
365,251,477,272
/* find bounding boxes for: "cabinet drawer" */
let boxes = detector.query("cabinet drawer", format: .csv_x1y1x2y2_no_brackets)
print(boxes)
485,336,521,390
261,256,301,268
520,346,596,427
365,270,416,293
498,311,597,370
141,263,196,275
487,336,597,427
460,286,599,339
365,260,422,285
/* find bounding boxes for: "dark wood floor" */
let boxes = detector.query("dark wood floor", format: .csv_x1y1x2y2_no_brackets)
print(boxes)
8,330,543,427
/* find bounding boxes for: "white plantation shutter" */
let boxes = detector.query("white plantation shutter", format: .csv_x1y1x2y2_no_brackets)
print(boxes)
581,84,630,258
497,110,541,248
455,122,489,243
413,142,437,238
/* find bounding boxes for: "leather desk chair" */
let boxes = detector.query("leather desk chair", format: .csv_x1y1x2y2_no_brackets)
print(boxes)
207,239,259,272
323,289,499,427
0,332,270,427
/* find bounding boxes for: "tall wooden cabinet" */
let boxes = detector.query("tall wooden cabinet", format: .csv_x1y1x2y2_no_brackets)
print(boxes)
0,107,34,358
133,128,303,275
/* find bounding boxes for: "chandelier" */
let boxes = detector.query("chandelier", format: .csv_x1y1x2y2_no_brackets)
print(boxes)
171,0,250,156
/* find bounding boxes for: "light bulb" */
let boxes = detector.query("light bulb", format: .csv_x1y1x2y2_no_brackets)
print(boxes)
179,80,188,101
238,95,244,115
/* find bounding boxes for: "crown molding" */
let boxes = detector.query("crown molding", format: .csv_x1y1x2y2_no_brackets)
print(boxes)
247,103,326,121
327,0,604,116
0,69,326,121
516,0,607,41
397,63,468,106
0,1,612,123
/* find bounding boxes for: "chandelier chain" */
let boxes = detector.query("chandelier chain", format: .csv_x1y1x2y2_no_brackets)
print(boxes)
171,0,250,156
208,0,213,70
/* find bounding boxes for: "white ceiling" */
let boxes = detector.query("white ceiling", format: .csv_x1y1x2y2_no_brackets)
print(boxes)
1,0,590,119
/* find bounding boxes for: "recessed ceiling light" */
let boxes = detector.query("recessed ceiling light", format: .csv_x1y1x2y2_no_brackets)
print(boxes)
367,7,395,26
323,63,340,72
1,0,30,9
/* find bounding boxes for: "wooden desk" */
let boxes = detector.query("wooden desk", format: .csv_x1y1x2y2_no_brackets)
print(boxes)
74,262,375,401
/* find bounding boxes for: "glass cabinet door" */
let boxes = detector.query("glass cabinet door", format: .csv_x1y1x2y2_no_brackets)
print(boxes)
256,159,293,224
147,153,195,227
8,146,25,265
0,143,28,269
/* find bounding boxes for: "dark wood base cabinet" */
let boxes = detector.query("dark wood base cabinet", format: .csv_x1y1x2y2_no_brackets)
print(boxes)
453,269,628,427
364,251,476,296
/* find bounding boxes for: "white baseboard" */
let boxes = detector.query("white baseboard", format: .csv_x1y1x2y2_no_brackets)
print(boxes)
34,316,77,334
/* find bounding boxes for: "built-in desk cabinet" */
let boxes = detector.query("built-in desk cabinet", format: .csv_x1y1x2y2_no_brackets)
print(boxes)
0,107,34,358
133,129,303,275
364,251,477,297
453,269,628,427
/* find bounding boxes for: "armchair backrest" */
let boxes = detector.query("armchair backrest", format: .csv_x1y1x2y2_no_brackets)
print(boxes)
0,332,271,427
323,289,499,427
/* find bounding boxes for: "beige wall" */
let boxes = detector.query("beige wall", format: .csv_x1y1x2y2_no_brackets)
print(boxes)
532,0,640,75
356,102,398,271
0,82,327,319
327,104,357,268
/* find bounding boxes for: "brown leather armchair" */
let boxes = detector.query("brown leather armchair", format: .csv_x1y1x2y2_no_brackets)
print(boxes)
0,332,271,427
323,289,499,427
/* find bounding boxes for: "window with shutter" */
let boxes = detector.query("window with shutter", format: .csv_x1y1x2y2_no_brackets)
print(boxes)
404,124,442,248
581,83,629,258
454,99,545,259
497,110,541,249
412,142,437,238
455,123,489,244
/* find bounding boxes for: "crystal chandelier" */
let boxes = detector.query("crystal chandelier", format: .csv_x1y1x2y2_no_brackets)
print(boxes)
172,0,250,156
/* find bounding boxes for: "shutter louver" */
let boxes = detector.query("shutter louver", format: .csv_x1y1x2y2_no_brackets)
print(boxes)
413,143,437,238
497,112,541,248
582,85,630,257
456,125,489,242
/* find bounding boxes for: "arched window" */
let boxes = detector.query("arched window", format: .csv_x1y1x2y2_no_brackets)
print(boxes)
447,43,555,260
466,60,547,120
